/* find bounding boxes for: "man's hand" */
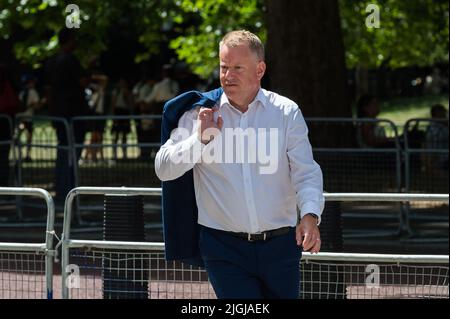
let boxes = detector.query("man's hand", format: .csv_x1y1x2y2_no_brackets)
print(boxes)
198,107,223,144
296,214,321,254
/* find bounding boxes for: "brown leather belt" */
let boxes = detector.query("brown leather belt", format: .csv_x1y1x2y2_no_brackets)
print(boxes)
225,226,293,242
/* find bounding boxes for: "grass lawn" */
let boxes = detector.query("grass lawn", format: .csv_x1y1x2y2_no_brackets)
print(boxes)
379,94,449,126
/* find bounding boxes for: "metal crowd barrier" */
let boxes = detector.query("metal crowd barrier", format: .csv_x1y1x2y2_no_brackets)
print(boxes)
0,114,14,183
306,118,402,193
0,115,16,218
306,118,403,238
70,115,162,225
14,115,73,222
3,115,448,235
70,115,162,161
402,119,449,241
0,187,56,299
5,115,448,195
60,187,449,299
404,118,449,194
300,251,448,299
61,186,161,298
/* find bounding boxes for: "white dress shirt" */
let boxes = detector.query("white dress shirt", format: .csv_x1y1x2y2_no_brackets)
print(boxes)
155,88,324,233
144,78,179,104
19,88,40,116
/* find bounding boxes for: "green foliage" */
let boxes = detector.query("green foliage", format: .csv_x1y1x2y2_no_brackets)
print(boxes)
0,0,165,68
169,0,449,77
0,0,102,67
167,0,266,78
340,0,449,68
379,94,449,125
0,0,448,77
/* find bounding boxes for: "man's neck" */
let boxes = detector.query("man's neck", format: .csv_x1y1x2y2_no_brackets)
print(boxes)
228,87,260,113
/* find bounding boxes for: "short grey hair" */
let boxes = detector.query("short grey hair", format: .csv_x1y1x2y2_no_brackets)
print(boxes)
219,30,265,61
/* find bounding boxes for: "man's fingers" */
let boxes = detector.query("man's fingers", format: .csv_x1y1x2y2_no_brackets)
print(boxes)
310,239,321,254
199,108,214,115
199,107,212,112
199,108,213,120
296,226,303,246
302,233,315,251
217,115,223,130
200,112,212,121
303,231,322,252
200,108,223,128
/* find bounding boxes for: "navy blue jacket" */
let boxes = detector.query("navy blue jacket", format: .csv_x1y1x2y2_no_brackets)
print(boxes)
160,88,223,267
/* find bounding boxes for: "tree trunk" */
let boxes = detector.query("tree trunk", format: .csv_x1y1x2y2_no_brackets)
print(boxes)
265,0,351,120
355,66,370,98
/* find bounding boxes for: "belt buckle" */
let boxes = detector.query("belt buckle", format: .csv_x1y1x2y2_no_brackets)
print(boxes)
247,233,267,241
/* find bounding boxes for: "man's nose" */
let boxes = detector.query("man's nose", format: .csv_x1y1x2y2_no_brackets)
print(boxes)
224,70,235,81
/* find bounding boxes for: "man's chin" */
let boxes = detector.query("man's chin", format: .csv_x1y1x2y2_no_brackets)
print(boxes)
224,86,240,96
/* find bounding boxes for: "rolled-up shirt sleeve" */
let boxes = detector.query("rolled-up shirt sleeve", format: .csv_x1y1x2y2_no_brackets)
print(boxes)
286,105,325,224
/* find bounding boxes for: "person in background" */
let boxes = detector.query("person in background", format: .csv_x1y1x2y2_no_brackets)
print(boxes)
84,73,108,162
355,94,396,148
0,64,21,187
143,64,179,112
18,74,42,161
45,28,90,203
422,104,448,172
133,74,156,160
142,65,179,147
111,77,133,160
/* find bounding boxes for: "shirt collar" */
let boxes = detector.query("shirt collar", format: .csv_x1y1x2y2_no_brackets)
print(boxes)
219,88,267,110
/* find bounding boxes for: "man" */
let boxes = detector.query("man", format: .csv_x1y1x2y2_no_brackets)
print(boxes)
142,65,179,146
18,74,41,162
155,30,324,299
45,29,90,203
0,64,21,188
422,104,448,171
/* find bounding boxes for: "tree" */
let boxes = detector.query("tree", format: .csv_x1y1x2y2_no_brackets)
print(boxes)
167,0,266,79
0,0,171,68
340,0,449,69
1,0,448,102
265,0,350,118
264,0,353,148
2,1,448,72
340,0,449,96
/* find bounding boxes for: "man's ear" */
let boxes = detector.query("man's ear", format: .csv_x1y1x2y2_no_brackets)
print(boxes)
256,61,266,80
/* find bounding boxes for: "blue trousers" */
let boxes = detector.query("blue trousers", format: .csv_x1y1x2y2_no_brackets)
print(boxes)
199,225,302,299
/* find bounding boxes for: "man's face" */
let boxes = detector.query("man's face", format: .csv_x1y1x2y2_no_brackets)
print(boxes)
219,43,266,107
